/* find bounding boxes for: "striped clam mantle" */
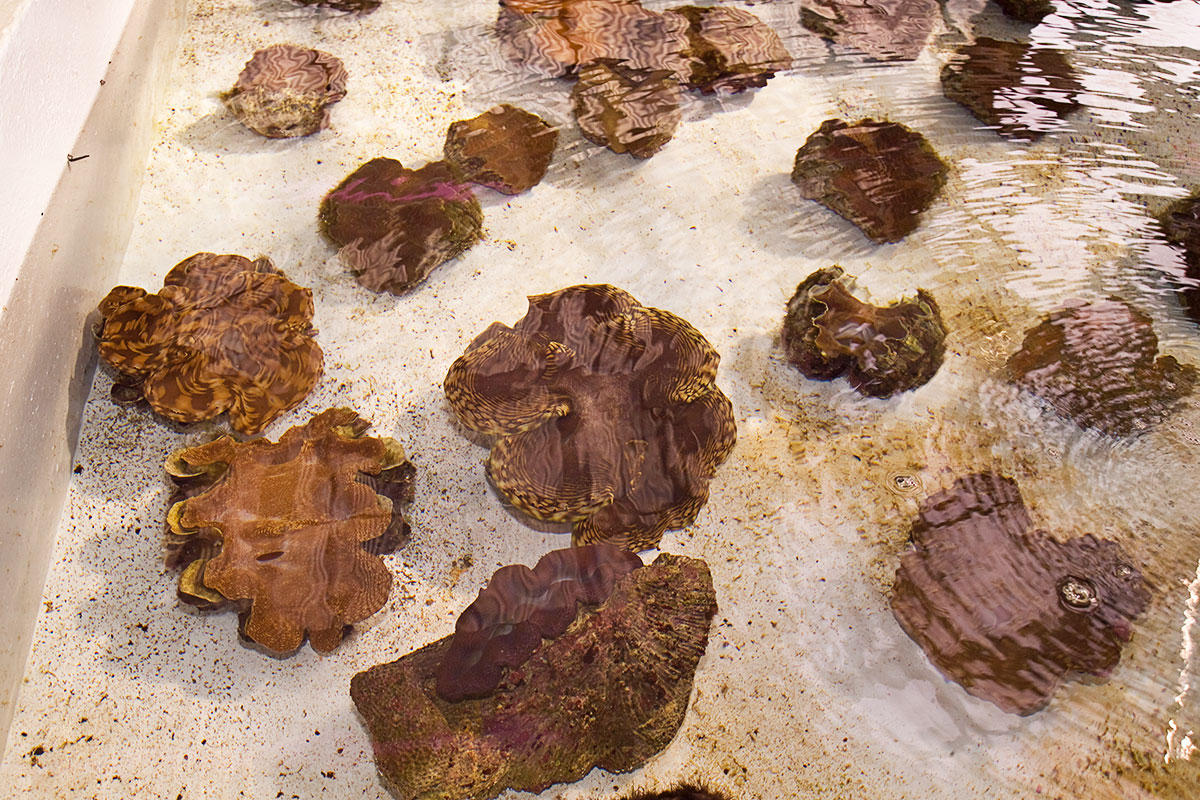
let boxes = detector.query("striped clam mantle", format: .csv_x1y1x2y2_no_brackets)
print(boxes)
96,253,323,436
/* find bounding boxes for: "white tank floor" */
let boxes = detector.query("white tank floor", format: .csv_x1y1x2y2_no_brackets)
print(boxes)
3,1,1199,798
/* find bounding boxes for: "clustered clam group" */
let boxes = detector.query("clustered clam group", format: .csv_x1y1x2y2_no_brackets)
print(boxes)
82,1,1199,798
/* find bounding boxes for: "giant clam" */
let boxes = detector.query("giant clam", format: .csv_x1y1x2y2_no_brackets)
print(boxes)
319,158,484,294
801,0,939,62
496,0,791,157
435,543,643,701
1006,299,1197,436
782,266,947,398
1160,192,1200,323
222,44,348,139
444,284,737,551
443,104,559,195
351,552,717,800
791,118,948,243
96,253,323,436
891,472,1150,715
165,408,414,654
941,38,1080,141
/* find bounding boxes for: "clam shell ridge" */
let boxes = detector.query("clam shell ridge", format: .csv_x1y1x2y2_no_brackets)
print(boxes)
444,284,737,551
96,253,323,436
164,407,414,654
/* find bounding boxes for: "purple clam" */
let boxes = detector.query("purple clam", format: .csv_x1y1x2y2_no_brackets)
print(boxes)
891,472,1150,715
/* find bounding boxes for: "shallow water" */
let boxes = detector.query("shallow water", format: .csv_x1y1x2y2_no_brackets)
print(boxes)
2,0,1200,797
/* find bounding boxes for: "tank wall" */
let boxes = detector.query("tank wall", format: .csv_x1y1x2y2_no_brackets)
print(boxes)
0,0,187,754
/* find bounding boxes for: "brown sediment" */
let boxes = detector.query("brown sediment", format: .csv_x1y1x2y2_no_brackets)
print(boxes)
1006,299,1197,436
782,266,947,398
790,118,948,243
164,408,414,654
443,284,737,551
891,471,1150,715
319,158,483,294
222,44,347,139
435,543,642,701
350,553,718,800
96,253,323,436
443,104,559,194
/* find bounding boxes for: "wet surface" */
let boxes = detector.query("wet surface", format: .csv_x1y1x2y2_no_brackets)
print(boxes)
3,0,1200,798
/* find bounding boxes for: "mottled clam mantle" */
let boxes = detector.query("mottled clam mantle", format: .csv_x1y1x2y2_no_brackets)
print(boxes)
319,158,483,294
782,266,947,398
791,118,948,243
291,0,382,11
496,0,692,79
1006,300,1197,436
436,543,643,701
96,252,323,436
443,104,558,194
350,553,717,800
222,44,348,139
165,408,415,654
667,4,792,93
941,38,1080,141
891,472,1150,715
800,0,939,61
443,284,737,551
571,59,684,159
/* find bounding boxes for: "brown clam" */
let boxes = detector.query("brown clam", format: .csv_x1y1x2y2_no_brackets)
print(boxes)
443,104,559,195
1006,299,1197,436
444,284,737,552
621,787,731,800
941,38,1080,141
496,0,691,80
319,158,484,294
994,0,1054,24
1160,192,1200,323
782,266,947,398
96,253,323,436
791,118,948,243
891,472,1150,715
222,44,348,139
571,59,684,159
666,4,793,94
165,407,414,654
290,0,382,11
801,0,939,62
